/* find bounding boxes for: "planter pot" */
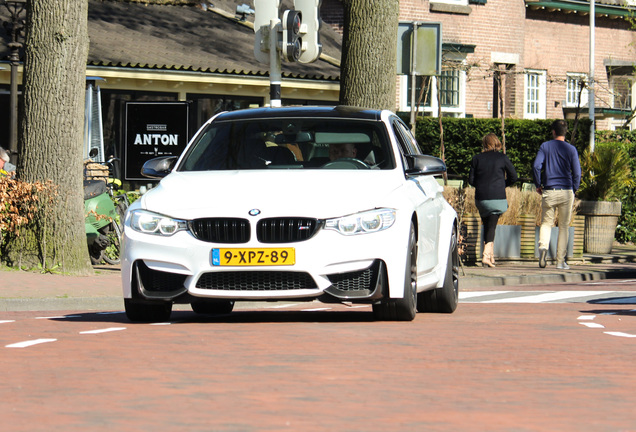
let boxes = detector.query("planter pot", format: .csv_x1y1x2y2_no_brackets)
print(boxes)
578,201,622,254
460,213,481,265
533,226,575,259
482,225,521,258
519,213,584,259
519,214,537,258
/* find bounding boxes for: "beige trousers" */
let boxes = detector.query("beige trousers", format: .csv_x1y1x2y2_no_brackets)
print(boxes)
539,189,575,264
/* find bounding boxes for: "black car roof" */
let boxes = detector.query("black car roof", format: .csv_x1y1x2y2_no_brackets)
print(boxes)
214,106,384,122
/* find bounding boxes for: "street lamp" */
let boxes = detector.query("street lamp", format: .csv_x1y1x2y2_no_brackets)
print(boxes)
1,0,26,164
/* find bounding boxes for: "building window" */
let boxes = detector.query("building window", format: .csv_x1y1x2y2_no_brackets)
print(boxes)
524,69,546,119
439,69,460,107
407,76,433,109
565,73,588,108
612,77,633,110
403,68,465,117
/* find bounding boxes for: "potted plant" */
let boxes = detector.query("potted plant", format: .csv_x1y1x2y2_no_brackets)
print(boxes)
577,143,634,254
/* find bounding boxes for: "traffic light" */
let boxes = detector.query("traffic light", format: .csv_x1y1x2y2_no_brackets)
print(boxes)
281,10,302,62
253,0,281,64
294,0,322,63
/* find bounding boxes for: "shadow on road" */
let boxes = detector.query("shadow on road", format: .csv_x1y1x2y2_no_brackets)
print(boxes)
49,308,378,324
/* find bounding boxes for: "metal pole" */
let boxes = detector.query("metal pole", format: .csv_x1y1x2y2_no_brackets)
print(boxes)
409,23,417,132
269,19,282,107
589,0,595,153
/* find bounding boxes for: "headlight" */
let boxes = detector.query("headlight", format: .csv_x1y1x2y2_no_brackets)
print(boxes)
130,210,188,236
325,208,396,235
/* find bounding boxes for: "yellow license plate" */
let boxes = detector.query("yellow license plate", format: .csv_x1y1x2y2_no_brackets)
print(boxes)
212,248,295,266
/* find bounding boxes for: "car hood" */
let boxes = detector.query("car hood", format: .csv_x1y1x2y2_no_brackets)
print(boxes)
140,170,404,219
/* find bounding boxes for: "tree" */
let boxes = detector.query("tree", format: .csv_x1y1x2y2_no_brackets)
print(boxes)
2,0,91,274
339,0,399,111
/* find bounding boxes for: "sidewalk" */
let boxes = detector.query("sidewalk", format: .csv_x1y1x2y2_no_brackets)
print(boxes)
459,243,636,288
1,244,635,311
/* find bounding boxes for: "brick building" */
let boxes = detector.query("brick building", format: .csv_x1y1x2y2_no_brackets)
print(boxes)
324,0,635,129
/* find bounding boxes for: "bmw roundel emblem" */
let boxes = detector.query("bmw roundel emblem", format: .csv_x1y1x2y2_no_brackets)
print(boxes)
249,209,261,216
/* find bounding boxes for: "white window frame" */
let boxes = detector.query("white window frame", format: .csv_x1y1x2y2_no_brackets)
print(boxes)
565,73,589,108
610,75,633,110
524,69,546,120
399,68,467,118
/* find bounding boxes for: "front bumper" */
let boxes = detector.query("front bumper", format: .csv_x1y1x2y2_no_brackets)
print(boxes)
122,219,409,304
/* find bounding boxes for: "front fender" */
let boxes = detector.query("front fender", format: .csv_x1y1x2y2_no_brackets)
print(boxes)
435,201,458,288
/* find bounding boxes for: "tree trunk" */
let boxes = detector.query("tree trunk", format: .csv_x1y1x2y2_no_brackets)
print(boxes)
339,0,399,111
4,0,91,274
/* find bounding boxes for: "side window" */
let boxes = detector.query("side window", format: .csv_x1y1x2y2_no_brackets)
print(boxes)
392,118,421,155
392,122,410,162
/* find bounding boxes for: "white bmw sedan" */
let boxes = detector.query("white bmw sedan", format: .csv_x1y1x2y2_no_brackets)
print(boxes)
122,106,458,322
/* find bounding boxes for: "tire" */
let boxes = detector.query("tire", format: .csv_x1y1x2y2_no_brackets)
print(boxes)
191,300,235,315
373,223,417,321
115,198,128,225
89,249,104,265
417,228,459,313
124,298,172,322
102,222,122,265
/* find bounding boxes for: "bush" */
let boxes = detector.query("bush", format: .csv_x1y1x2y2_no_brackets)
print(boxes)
602,132,636,243
578,143,634,202
415,117,591,181
0,176,58,253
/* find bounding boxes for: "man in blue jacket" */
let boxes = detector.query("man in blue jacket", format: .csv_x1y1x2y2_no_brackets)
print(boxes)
533,120,581,270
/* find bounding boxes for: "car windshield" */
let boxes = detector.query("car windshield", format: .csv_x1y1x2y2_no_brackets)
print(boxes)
177,118,395,171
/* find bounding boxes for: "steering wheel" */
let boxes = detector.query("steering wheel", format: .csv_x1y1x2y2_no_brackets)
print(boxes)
321,158,370,170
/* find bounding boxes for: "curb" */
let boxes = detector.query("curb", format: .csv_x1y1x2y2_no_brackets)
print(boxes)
460,268,636,288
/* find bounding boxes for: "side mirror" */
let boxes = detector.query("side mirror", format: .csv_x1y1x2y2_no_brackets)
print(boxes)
141,156,178,179
405,155,446,176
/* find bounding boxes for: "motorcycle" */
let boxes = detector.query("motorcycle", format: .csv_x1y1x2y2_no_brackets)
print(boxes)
84,161,123,265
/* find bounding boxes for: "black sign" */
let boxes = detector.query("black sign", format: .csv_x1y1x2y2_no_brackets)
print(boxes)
125,102,189,180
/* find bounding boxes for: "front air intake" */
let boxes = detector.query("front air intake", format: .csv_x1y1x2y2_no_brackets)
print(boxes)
190,218,250,243
257,217,320,243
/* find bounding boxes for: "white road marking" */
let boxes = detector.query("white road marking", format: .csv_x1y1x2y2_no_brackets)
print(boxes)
483,291,610,303
604,332,636,338
0,320,15,324
459,291,511,299
79,327,126,334
6,338,57,348
35,315,81,320
577,315,596,320
579,322,605,329
302,307,331,312
150,322,174,326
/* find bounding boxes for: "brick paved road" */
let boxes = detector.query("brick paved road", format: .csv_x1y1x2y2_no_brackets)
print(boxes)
2,284,636,432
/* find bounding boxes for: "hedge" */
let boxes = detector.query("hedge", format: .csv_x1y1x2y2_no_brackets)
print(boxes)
413,117,592,181
412,117,636,244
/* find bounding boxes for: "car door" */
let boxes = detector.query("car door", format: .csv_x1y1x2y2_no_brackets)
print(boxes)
391,117,441,273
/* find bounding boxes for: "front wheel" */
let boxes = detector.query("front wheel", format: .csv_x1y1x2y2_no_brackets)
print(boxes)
373,223,417,321
124,299,172,322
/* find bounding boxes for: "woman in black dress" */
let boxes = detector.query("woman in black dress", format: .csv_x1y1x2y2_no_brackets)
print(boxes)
468,133,518,267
